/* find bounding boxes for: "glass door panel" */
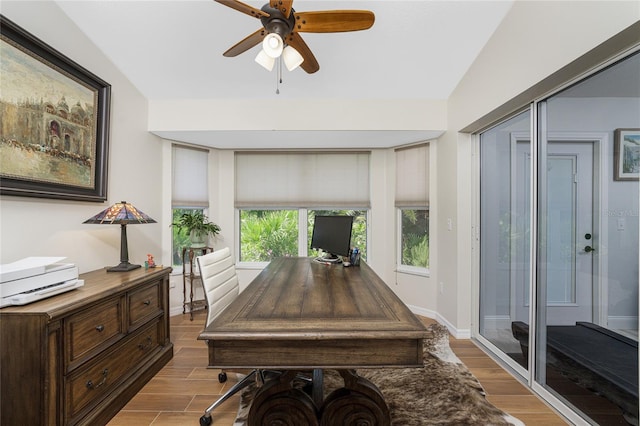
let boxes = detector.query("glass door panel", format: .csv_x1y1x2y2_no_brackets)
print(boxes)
535,52,639,425
479,110,531,368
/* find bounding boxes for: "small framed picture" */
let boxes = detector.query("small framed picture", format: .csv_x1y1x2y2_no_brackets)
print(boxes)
614,129,640,181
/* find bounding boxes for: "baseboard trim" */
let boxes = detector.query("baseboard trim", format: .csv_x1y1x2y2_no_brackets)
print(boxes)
481,315,512,329
170,306,185,317
407,304,471,340
608,315,638,330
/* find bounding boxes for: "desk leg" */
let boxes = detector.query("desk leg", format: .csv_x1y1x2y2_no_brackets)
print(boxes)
312,369,324,408
319,369,390,426
247,369,390,426
248,371,319,426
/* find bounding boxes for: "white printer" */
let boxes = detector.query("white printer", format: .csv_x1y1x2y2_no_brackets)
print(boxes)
0,257,84,307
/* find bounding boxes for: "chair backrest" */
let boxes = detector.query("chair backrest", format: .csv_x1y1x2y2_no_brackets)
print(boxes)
196,247,239,327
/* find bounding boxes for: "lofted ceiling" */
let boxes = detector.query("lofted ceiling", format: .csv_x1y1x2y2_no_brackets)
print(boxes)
54,0,515,149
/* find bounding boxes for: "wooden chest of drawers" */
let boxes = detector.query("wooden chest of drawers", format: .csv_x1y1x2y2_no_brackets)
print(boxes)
0,267,173,426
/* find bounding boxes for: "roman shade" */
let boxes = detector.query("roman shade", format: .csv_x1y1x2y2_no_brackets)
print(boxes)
395,143,429,207
172,144,209,207
235,152,370,208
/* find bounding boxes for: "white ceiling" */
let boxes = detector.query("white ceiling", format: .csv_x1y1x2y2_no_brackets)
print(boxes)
55,0,515,148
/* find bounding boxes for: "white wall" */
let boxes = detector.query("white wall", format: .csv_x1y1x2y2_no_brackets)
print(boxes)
440,1,640,333
0,2,164,273
148,99,447,136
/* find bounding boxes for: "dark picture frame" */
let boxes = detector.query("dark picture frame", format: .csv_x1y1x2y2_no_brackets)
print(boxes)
0,15,110,202
614,128,640,181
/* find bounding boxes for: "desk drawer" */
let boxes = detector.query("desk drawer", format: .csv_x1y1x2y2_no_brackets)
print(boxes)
129,281,162,329
66,320,162,421
66,298,124,369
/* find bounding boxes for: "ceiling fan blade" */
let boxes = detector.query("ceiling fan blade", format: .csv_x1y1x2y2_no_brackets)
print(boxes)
294,11,375,33
286,33,319,74
270,0,294,18
223,28,266,57
214,0,269,19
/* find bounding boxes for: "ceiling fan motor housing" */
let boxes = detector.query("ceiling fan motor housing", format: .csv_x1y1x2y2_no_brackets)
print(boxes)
260,4,296,39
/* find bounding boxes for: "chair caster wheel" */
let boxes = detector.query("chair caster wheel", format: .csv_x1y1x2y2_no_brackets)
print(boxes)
200,414,212,426
218,372,227,383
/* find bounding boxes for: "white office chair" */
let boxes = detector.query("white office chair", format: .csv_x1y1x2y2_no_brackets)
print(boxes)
196,247,261,426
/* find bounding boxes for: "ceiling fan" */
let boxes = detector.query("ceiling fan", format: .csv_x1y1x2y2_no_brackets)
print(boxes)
214,0,375,73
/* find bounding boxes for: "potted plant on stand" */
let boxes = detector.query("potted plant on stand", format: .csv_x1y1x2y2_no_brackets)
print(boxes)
172,211,221,248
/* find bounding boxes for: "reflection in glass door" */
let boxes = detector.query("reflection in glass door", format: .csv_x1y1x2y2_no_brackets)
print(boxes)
540,142,596,325
479,111,531,363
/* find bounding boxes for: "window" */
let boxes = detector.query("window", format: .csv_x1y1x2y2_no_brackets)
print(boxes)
395,144,430,272
235,152,370,265
172,145,208,268
238,208,367,263
399,209,429,268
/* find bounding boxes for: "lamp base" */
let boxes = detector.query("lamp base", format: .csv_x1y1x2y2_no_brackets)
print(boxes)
107,262,141,272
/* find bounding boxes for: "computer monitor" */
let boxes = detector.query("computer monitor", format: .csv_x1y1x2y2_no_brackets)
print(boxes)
310,215,354,261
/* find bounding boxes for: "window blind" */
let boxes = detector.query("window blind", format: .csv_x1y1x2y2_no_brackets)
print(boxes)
235,152,370,208
172,145,209,207
395,143,429,207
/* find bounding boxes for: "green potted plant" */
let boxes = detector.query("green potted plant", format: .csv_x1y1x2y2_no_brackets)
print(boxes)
172,211,221,248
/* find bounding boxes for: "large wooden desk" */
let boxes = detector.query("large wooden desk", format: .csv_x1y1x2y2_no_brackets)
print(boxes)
198,257,429,425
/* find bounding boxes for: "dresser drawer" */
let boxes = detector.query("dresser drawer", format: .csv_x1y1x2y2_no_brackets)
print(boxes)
66,319,162,421
129,281,162,329
66,297,124,369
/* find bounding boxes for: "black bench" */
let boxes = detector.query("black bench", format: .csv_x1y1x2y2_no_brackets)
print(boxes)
512,321,638,424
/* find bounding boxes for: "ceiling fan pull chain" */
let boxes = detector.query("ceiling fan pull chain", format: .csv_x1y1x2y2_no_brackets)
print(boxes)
276,56,282,94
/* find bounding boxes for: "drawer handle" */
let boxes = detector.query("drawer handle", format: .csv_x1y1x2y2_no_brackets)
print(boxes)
143,300,151,306
138,336,153,351
95,325,105,332
86,368,109,390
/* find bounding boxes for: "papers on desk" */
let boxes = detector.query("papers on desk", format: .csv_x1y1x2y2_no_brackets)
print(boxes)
0,257,82,307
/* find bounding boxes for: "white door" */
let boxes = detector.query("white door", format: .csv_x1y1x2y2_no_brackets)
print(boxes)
514,141,595,325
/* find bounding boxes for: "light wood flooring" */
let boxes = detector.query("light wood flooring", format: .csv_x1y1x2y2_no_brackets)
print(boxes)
108,311,569,426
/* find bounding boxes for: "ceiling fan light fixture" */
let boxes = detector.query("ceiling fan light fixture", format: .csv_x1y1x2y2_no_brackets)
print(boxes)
262,33,284,58
282,45,304,71
255,49,275,71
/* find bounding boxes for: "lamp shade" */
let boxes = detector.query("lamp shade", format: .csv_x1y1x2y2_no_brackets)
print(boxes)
282,46,304,71
83,201,156,224
84,201,156,272
255,49,276,71
262,33,284,58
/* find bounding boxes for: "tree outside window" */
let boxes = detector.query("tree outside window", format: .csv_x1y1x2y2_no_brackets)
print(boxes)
240,210,299,262
400,208,429,269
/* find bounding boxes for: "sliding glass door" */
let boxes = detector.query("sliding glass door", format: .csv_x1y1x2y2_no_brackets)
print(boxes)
479,50,639,424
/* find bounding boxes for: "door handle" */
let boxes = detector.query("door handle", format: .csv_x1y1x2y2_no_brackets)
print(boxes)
584,245,595,253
